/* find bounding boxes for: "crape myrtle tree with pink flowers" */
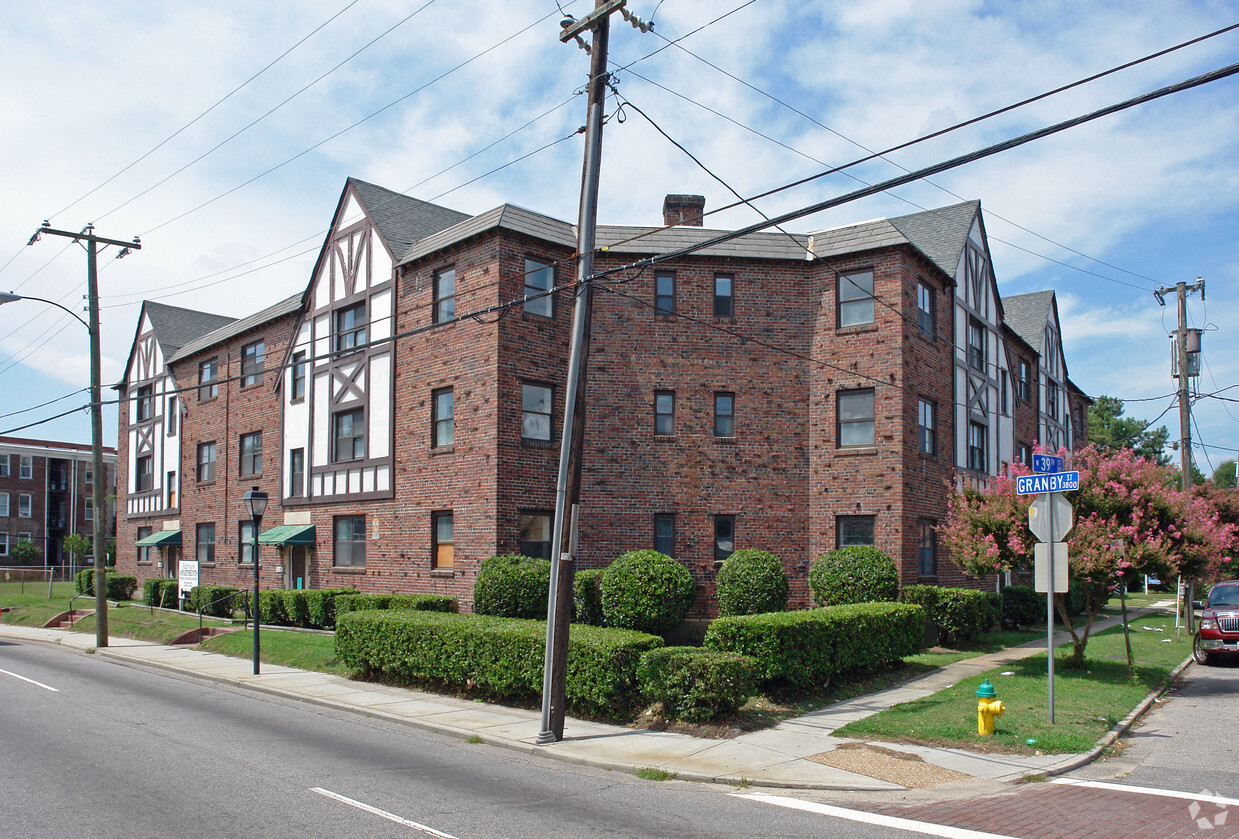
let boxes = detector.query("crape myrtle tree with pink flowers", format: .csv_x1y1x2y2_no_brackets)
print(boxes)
942,444,1236,667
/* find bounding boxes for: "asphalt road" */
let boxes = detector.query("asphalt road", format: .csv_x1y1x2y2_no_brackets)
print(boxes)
0,639,936,839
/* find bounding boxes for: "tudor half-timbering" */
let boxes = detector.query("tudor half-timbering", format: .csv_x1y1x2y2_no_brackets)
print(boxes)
1003,290,1081,452
281,180,469,506
121,303,234,519
115,181,1090,612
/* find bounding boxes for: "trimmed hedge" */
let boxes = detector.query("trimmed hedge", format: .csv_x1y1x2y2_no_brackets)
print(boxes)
1001,585,1040,630
637,646,757,722
141,577,178,608
236,588,359,629
75,569,137,601
901,585,998,644
473,554,550,619
808,546,899,606
703,602,924,692
599,550,695,635
335,593,458,616
573,569,604,626
336,609,662,716
715,549,789,616
188,585,240,618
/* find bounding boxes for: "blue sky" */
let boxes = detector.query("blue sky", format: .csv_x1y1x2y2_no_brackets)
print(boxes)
0,0,1236,473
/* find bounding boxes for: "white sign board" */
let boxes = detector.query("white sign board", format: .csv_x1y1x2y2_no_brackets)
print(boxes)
1029,493,1073,543
1034,542,1069,593
178,560,199,595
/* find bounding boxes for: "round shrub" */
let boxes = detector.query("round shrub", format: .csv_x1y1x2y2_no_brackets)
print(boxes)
809,546,898,606
472,554,551,619
599,550,696,635
715,549,789,616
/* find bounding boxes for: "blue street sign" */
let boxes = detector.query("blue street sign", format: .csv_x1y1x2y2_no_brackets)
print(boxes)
1016,471,1080,495
1031,453,1064,474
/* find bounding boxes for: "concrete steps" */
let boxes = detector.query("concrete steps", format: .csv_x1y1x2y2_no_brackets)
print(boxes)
42,609,94,629
169,626,240,646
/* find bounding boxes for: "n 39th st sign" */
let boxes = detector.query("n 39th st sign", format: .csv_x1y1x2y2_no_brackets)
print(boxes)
1015,471,1080,495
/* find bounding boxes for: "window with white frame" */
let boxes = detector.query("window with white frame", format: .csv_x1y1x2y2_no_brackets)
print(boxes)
432,511,453,568
334,516,366,568
0,454,9,477
20,455,33,479
918,519,936,576
0,494,6,516
85,497,93,521
967,319,986,372
433,267,455,323
334,302,367,353
0,533,8,556
18,493,32,518
713,273,734,319
196,523,216,564
333,409,365,462
654,271,676,316
433,387,454,448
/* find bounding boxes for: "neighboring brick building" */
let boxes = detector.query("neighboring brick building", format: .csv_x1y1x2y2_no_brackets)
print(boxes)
0,436,117,569
115,178,1089,614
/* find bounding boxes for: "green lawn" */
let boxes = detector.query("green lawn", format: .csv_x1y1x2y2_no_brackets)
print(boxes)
200,628,352,676
834,613,1189,753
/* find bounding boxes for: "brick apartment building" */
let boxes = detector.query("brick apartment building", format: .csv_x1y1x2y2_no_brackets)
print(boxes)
114,179,1089,613
0,436,117,568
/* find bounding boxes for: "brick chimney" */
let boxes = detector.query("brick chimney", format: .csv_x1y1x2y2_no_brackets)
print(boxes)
662,194,705,227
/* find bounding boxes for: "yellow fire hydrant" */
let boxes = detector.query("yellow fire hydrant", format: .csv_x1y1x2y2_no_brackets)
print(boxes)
976,679,1004,735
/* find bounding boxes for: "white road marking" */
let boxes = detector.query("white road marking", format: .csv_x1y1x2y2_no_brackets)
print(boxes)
0,667,59,692
1051,778,1239,807
731,791,1019,839
311,787,463,838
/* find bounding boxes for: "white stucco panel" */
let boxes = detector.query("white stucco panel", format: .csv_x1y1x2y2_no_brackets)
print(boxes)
369,353,391,459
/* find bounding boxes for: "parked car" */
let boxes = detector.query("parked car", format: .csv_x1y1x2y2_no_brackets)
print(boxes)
1194,580,1239,665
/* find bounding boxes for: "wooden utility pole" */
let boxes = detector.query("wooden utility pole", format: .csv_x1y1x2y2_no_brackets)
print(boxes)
30,223,141,648
1156,277,1204,632
538,0,650,744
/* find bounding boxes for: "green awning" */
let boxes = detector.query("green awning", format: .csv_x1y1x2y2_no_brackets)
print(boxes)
258,524,317,546
136,529,181,547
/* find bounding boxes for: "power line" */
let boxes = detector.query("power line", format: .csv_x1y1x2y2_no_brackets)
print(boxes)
591,59,1239,282
137,5,565,238
646,20,1239,290
0,387,88,421
97,0,441,224
52,0,366,222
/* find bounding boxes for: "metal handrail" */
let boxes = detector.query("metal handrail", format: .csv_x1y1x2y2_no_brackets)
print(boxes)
198,590,239,640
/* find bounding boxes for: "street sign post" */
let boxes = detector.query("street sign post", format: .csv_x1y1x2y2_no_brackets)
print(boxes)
1032,453,1064,474
1034,542,1069,593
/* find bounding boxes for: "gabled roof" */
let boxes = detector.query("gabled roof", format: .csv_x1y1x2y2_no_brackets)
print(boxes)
402,204,575,264
886,200,981,280
143,301,236,359
1001,290,1056,354
168,294,302,364
348,178,470,261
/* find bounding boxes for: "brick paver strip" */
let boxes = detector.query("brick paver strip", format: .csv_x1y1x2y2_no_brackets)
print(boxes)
857,784,1237,838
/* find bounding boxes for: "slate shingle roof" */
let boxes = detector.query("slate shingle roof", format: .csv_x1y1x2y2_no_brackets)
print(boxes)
168,294,303,364
143,302,236,359
347,178,470,261
1001,290,1056,353
885,200,980,279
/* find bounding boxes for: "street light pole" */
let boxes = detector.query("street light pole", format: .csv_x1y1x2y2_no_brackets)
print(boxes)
13,223,139,649
243,487,267,675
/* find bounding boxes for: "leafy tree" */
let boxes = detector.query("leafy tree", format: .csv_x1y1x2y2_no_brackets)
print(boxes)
942,444,1237,666
10,539,42,566
1211,459,1237,489
63,533,90,568
1087,395,1170,465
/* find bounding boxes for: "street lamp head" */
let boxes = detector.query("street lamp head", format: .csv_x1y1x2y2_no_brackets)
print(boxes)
243,486,268,522
0,292,22,305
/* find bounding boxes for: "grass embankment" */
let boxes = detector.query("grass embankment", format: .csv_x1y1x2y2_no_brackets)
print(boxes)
200,628,349,675
834,613,1189,753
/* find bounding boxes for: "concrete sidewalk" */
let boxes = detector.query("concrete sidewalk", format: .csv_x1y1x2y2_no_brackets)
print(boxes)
0,604,1184,791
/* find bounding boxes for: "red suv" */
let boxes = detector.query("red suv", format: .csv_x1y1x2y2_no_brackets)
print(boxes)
1195,580,1239,665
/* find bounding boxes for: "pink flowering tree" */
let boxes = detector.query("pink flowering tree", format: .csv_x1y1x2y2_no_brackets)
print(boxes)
943,444,1234,665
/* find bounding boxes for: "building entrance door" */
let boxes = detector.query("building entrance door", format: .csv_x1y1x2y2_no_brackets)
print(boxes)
288,546,308,590
164,547,179,579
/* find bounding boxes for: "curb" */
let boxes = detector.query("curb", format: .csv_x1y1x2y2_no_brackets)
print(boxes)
1041,654,1194,779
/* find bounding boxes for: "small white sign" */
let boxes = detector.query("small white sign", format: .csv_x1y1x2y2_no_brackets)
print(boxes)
178,560,199,595
1034,542,1069,593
